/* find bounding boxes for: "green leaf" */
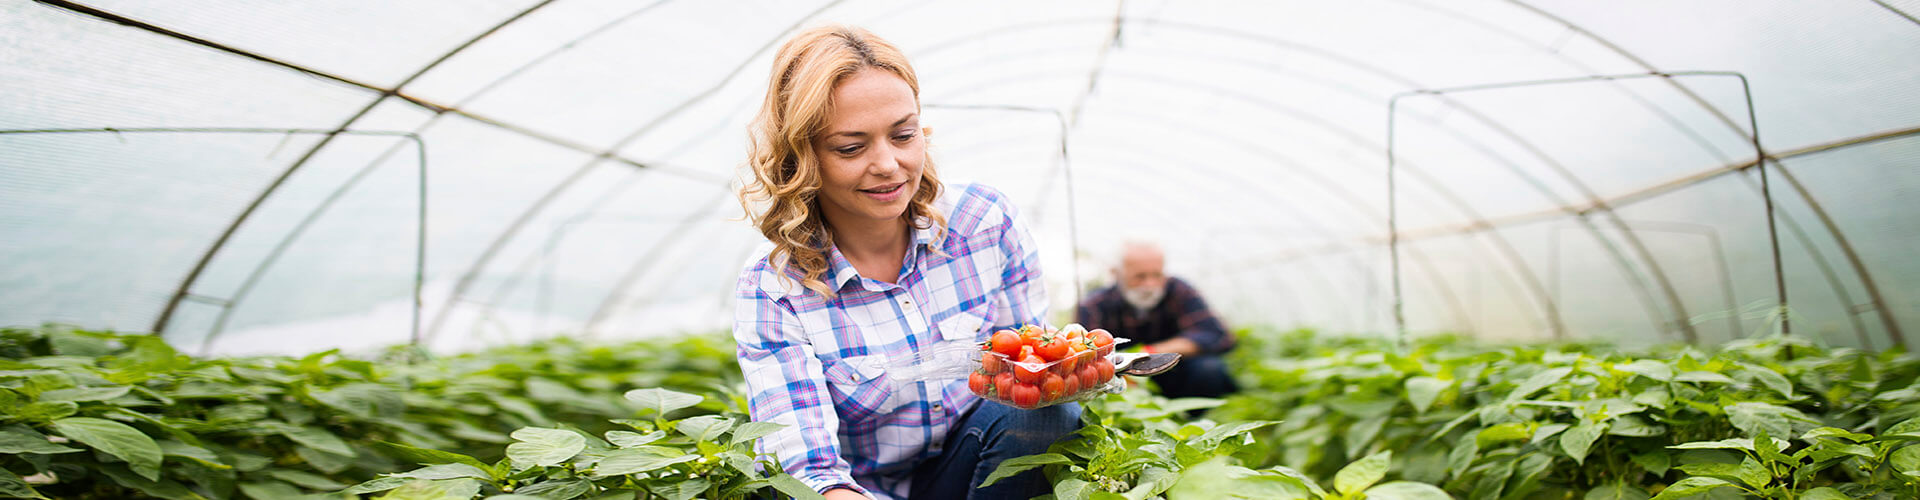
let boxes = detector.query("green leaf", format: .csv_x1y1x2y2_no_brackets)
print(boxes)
1405,377,1449,413
1799,487,1849,500
1631,451,1670,475
730,421,784,446
624,388,703,417
1727,402,1800,439
1607,415,1666,437
1617,360,1674,382
485,496,549,500
1562,421,1607,465
1365,481,1451,500
1507,367,1573,400
375,478,482,500
311,383,404,419
1890,445,1920,472
375,440,493,472
268,469,350,490
1801,427,1871,443
1739,364,1794,399
52,416,163,481
0,426,81,454
1199,420,1279,449
1670,438,1756,450
1674,371,1736,384
1054,477,1096,500
980,453,1072,487
1584,483,1650,500
342,476,415,495
506,427,587,468
1477,422,1532,448
594,448,698,476
606,430,666,448
768,473,827,500
675,415,733,443
1346,415,1388,458
38,385,131,402
654,477,710,500
1446,434,1478,478
1648,477,1734,500
513,478,593,499
395,463,493,481
1333,450,1390,496
13,401,77,421
276,425,356,457
0,467,48,500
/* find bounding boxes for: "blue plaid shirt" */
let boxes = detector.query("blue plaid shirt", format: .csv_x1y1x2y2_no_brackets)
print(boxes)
732,184,1047,499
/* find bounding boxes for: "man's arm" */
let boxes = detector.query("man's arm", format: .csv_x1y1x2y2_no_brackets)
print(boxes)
1159,278,1234,355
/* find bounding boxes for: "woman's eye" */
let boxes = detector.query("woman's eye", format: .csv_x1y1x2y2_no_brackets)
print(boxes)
835,144,861,155
893,131,917,142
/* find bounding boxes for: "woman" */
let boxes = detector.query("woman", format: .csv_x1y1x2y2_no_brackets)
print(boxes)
733,25,1080,500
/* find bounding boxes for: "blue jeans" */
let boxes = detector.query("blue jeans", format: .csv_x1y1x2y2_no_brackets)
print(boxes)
907,400,1083,500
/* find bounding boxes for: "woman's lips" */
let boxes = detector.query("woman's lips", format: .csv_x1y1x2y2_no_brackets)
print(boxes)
860,182,907,202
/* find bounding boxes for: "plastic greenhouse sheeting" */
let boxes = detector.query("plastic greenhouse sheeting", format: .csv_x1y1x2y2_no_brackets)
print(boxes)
2,0,1916,355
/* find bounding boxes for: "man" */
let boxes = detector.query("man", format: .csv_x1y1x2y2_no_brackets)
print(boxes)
1075,240,1239,400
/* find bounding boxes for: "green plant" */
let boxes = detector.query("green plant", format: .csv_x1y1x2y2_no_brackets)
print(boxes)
339,388,821,500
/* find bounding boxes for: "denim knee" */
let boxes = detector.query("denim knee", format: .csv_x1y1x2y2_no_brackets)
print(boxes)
988,402,1082,454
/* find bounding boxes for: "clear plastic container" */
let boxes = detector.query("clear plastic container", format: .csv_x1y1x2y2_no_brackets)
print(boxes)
966,325,1127,409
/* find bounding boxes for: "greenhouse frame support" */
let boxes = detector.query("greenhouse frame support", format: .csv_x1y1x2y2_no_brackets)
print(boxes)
0,128,428,352
923,103,1082,308
1389,71,1784,346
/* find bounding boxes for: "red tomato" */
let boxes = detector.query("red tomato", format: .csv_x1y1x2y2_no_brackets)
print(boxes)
1010,382,1041,408
1089,329,1115,357
1040,373,1066,401
990,330,1023,357
1034,334,1069,362
980,351,1005,374
995,371,1016,398
1076,363,1101,389
1095,358,1115,381
969,372,991,396
1063,373,1082,396
1014,354,1047,384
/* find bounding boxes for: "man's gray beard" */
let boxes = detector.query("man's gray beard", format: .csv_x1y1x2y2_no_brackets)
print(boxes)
1122,286,1164,312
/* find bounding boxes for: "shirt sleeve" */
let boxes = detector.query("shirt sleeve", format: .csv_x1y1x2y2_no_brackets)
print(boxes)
1170,279,1235,354
993,193,1048,327
733,274,869,497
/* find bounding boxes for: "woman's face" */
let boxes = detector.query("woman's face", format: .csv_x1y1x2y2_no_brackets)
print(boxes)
813,67,925,232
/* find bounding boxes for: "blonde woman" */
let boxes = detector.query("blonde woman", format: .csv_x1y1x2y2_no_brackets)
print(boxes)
733,25,1078,500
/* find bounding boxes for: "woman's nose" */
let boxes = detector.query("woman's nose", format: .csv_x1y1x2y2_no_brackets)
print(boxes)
867,141,903,176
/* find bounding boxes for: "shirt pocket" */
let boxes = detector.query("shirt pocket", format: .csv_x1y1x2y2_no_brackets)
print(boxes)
934,302,996,344
820,354,894,422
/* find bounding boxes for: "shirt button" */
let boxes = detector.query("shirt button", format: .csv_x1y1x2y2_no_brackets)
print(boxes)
932,403,943,413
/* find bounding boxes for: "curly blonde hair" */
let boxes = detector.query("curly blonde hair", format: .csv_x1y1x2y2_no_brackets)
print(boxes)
740,25,945,298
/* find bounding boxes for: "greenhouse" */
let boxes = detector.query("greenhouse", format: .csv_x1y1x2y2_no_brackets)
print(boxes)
2,0,1917,499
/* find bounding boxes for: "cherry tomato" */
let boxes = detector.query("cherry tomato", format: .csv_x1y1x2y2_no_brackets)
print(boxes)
1076,363,1101,389
1089,329,1115,357
1063,373,1082,396
1034,334,1069,362
1095,358,1115,381
1010,382,1041,408
980,351,1005,374
968,371,991,396
1040,373,1066,401
990,330,1023,357
995,371,1016,398
1014,354,1047,384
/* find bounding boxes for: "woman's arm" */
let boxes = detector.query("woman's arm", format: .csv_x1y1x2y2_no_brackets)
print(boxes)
734,275,870,497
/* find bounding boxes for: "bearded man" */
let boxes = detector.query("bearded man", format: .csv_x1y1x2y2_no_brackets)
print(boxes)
1075,240,1239,400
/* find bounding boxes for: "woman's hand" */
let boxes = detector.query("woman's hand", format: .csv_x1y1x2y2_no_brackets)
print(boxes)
824,487,871,500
